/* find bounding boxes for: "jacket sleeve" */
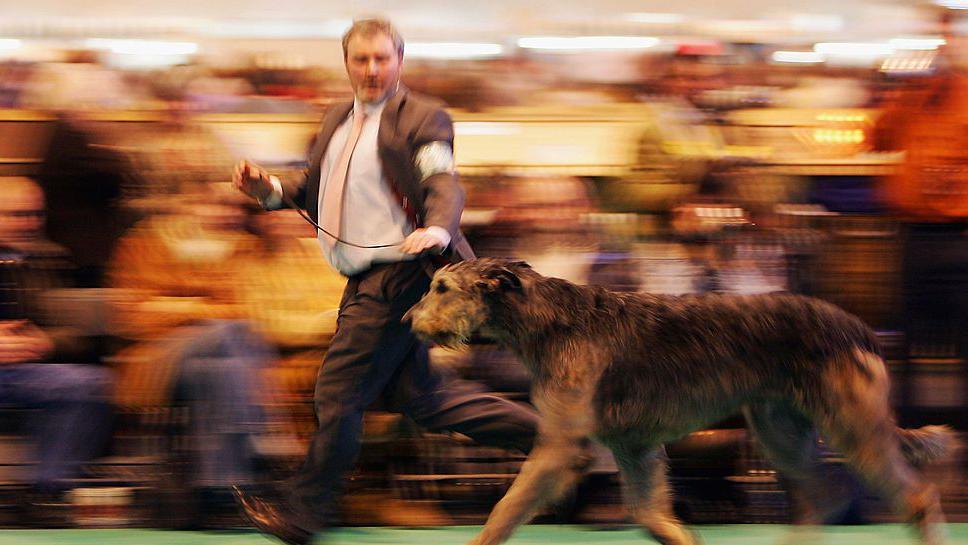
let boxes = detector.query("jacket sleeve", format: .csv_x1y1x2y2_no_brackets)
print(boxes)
276,169,309,210
412,107,463,238
272,112,335,211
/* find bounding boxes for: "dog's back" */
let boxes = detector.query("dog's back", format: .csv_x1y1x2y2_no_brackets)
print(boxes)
622,290,879,369
555,287,883,440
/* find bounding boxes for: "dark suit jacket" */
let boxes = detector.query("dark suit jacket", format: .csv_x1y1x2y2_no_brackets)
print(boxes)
278,86,474,262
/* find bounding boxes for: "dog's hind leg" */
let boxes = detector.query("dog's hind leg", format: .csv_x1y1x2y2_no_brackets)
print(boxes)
811,350,947,545
743,401,852,545
743,401,852,527
613,443,698,545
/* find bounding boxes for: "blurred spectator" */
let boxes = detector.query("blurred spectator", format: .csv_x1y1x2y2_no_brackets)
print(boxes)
107,182,273,526
0,176,113,523
493,176,600,283
877,12,968,368
658,47,729,107
0,62,34,108
466,176,641,390
19,50,143,111
36,115,135,288
775,75,870,109
237,210,344,351
232,209,343,451
879,27,968,219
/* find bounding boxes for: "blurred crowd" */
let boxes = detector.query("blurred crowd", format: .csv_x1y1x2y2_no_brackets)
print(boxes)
0,4,967,532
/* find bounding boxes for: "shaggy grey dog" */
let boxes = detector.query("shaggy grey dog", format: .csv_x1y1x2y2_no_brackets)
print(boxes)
404,258,954,545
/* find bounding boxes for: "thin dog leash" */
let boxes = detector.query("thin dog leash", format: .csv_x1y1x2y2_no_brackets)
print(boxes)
279,191,404,249
244,162,404,249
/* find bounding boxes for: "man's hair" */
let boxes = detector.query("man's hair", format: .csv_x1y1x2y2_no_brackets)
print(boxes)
341,18,404,59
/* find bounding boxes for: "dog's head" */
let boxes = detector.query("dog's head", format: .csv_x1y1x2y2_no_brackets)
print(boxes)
405,258,532,349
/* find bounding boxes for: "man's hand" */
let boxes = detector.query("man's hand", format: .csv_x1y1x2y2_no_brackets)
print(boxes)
0,320,53,364
400,228,447,255
232,159,274,202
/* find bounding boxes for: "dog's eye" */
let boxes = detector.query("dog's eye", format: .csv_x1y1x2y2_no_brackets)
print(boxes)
435,283,449,294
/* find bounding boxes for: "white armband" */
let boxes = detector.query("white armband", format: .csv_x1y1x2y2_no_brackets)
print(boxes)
414,141,455,182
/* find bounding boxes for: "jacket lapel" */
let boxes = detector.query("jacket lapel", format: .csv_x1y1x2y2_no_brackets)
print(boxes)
378,85,406,149
378,86,424,226
307,101,353,222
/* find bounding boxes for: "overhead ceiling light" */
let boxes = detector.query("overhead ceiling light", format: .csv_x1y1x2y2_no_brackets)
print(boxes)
406,42,504,60
934,0,968,9
889,37,946,51
517,36,660,52
771,51,825,64
0,39,22,51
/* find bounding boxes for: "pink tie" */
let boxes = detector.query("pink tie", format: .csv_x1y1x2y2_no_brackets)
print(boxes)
320,110,367,247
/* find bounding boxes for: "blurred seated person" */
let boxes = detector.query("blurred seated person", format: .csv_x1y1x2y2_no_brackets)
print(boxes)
36,114,134,288
236,210,345,352
0,177,113,520
107,182,274,526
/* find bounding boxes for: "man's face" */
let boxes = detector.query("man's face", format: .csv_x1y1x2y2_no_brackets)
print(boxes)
344,31,403,104
0,183,44,246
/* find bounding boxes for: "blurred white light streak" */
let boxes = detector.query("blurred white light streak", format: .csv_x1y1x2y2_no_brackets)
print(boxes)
934,0,968,9
85,39,198,55
406,42,504,59
207,19,351,38
624,13,685,25
813,42,894,58
772,51,825,63
889,37,946,50
517,36,659,51
790,14,844,32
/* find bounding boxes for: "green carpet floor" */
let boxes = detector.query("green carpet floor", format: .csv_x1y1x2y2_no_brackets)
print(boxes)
0,524,966,545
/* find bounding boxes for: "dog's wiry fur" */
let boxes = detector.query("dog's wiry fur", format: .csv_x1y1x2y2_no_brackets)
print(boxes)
405,258,954,545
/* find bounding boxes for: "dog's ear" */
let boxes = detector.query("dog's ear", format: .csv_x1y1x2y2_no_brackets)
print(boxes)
476,264,525,294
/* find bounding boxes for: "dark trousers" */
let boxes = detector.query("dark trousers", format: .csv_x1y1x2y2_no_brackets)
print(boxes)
0,364,113,491
171,321,270,487
287,260,538,527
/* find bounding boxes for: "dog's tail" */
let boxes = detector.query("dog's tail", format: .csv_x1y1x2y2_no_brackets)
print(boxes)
898,425,957,466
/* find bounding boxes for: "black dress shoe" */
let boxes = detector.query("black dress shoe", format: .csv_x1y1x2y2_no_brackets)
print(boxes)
232,486,314,545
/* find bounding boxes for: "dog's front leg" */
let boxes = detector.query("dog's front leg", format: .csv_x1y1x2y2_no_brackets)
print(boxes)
467,389,593,545
467,436,589,545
